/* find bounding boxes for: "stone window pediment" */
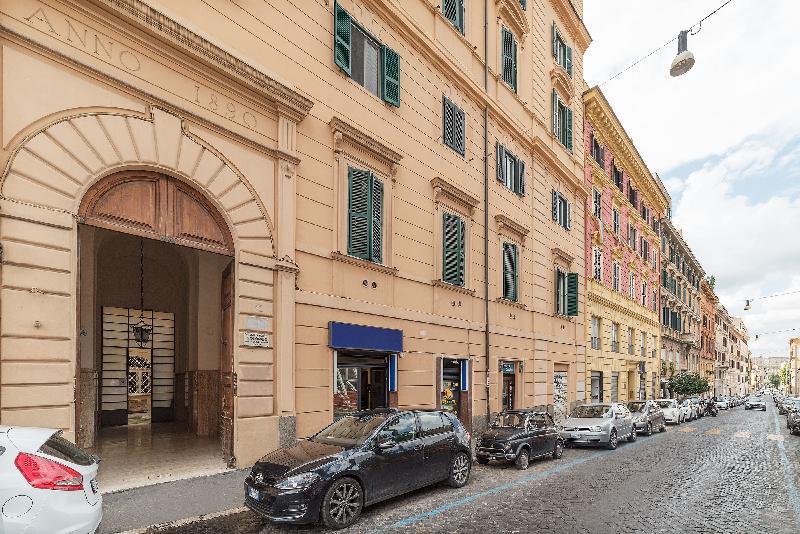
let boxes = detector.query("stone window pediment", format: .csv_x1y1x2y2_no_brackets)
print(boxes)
496,0,530,39
550,67,574,104
495,214,529,244
330,117,402,179
431,176,479,218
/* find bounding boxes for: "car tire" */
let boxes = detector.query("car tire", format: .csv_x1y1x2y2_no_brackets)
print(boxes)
659,420,667,432
320,477,363,530
646,422,653,436
447,452,471,488
607,429,618,450
552,439,564,459
515,449,530,470
628,426,637,442
476,457,489,465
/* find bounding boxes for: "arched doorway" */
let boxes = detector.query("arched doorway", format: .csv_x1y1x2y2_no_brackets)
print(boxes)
76,171,235,492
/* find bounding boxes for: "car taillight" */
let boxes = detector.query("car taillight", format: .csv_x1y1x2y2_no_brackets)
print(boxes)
15,453,83,491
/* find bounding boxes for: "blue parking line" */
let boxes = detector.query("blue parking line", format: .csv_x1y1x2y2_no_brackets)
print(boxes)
385,430,662,530
772,410,800,529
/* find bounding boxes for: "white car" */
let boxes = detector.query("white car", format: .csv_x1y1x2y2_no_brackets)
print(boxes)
655,399,690,424
0,427,101,534
716,397,730,410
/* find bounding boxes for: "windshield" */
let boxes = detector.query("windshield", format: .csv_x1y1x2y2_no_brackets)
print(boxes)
492,413,527,428
748,397,762,402
571,405,612,419
656,401,676,409
627,402,647,413
312,413,389,447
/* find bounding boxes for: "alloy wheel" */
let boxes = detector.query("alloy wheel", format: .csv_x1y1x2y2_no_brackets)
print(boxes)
328,481,361,527
607,429,618,450
646,422,653,436
553,440,564,459
451,453,470,486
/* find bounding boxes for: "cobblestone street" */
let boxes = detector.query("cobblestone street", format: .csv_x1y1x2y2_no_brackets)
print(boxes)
142,403,800,534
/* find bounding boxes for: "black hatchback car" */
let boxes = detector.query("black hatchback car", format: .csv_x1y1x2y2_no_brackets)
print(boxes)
244,408,472,529
476,410,563,469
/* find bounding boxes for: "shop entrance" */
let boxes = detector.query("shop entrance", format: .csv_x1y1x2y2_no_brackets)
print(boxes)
334,354,389,417
501,362,516,411
75,171,235,492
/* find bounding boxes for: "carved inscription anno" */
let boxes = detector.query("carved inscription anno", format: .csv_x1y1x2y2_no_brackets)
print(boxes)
23,6,141,72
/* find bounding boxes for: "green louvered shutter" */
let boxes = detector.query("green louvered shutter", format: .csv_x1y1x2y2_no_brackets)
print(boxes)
501,28,516,90
497,143,506,183
552,22,557,58
566,106,573,151
566,272,578,316
334,3,352,75
381,45,400,107
566,46,573,77
516,159,525,195
502,243,518,301
443,0,464,33
552,90,558,135
552,190,558,222
347,167,370,259
371,176,383,263
443,213,464,286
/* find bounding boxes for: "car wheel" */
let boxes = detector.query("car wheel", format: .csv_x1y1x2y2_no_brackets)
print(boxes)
607,429,618,450
320,477,363,530
552,439,564,459
646,422,653,436
628,426,637,442
659,420,667,432
476,457,489,465
447,452,471,488
515,449,530,470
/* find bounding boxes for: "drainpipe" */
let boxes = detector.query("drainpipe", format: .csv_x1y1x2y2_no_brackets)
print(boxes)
483,0,491,428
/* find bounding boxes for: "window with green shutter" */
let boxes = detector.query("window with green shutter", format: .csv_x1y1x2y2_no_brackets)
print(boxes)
496,142,525,195
552,23,573,77
501,28,517,92
334,3,401,106
552,90,573,151
443,0,464,34
566,272,579,316
442,213,466,286
502,242,518,302
347,166,383,263
442,96,466,156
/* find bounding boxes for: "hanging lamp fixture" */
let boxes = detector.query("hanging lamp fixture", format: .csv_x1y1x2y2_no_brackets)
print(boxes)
131,238,152,347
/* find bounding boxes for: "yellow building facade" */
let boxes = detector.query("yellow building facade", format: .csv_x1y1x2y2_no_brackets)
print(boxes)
582,88,670,403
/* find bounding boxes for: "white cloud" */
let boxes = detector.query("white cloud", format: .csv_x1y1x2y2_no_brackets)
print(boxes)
584,1,800,171
661,176,686,195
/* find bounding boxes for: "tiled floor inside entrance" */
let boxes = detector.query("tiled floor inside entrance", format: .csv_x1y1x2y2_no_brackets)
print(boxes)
94,422,229,493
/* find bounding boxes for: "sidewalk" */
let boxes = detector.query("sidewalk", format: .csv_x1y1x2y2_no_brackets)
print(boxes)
100,469,249,533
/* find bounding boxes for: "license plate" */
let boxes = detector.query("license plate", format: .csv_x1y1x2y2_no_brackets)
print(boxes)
570,433,581,439
90,479,99,494
247,486,260,501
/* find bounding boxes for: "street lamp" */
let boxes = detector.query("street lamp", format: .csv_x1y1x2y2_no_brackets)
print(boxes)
669,30,695,77
744,299,751,311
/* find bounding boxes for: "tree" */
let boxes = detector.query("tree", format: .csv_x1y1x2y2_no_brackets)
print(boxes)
707,275,716,290
668,372,711,398
769,373,780,388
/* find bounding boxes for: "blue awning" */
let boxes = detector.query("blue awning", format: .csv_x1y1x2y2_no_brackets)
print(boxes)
328,322,403,353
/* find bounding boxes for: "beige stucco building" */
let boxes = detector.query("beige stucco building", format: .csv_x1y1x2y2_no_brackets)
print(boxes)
582,87,668,403
789,338,800,394
0,0,592,487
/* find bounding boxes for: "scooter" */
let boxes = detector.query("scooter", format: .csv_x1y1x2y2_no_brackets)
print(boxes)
704,402,718,417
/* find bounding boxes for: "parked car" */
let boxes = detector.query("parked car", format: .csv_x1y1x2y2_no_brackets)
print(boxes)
744,396,767,411
655,399,684,424
716,397,730,410
476,411,563,469
627,401,667,435
0,426,101,534
560,403,636,450
787,401,800,434
681,399,700,421
779,397,800,415
244,408,472,529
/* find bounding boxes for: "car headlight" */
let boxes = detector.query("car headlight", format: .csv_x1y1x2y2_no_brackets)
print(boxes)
590,426,602,432
274,472,320,490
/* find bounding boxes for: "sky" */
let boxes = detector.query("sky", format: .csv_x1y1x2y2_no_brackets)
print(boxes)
583,1,800,359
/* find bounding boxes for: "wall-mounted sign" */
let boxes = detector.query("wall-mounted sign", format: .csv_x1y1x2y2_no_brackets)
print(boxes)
244,332,270,348
501,362,515,374
245,316,269,331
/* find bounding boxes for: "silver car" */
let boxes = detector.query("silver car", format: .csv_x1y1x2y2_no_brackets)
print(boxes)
560,403,636,450
627,401,667,435
744,396,766,411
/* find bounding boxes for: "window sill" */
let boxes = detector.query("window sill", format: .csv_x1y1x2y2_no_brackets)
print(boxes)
555,313,575,320
433,279,475,296
331,252,398,275
495,297,527,310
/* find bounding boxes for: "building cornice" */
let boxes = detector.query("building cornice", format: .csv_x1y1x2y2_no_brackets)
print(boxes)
549,0,592,52
496,0,530,39
588,284,659,328
94,0,313,121
330,116,403,176
431,177,479,217
584,87,669,215
495,214,530,243
661,217,706,277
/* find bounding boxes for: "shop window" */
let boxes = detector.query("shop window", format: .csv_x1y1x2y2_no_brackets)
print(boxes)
591,371,603,402
334,354,391,418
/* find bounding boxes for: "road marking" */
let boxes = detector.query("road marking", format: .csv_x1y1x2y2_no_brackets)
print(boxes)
773,409,800,530
768,434,785,442
116,506,247,534
679,426,697,433
734,431,751,438
704,429,721,435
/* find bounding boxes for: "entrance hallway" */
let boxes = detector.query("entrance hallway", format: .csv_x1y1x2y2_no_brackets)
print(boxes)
95,423,227,493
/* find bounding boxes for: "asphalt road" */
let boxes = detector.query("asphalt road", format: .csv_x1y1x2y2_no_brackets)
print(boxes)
137,402,800,534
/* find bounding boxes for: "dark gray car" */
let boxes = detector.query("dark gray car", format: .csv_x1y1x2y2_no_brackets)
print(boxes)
627,400,667,436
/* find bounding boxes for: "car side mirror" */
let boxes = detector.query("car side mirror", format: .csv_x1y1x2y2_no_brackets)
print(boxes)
376,438,396,451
